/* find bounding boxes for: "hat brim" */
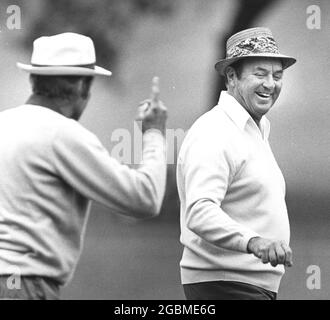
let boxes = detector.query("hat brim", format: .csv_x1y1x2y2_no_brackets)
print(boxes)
215,53,297,76
16,62,112,76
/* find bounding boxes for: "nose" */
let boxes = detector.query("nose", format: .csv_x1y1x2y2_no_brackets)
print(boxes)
262,75,275,91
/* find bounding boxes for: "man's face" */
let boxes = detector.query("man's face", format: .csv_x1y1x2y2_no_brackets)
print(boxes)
230,58,283,121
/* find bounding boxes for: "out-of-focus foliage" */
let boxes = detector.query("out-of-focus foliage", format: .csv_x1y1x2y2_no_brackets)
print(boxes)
3,0,175,71
0,0,178,221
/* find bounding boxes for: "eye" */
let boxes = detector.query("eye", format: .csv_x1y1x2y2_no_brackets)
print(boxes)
255,73,265,78
273,74,283,81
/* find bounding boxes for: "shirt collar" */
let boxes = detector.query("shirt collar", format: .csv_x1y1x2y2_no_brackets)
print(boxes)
215,91,270,140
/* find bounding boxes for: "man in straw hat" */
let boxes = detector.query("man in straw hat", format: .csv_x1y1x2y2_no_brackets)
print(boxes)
177,27,296,300
0,32,167,299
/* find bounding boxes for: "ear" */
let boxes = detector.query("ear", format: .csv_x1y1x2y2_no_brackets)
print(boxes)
77,78,85,92
225,66,236,87
79,77,93,100
28,74,34,85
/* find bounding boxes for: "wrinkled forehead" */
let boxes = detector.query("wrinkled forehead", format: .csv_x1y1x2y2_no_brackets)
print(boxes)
242,57,284,72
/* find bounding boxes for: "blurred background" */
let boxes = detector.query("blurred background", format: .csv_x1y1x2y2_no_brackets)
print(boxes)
0,0,329,299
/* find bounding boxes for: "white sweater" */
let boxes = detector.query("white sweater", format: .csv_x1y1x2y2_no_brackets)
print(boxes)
0,104,166,285
177,91,290,293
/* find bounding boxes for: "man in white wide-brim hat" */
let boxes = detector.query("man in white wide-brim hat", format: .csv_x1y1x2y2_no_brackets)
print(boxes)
177,27,296,300
0,32,167,299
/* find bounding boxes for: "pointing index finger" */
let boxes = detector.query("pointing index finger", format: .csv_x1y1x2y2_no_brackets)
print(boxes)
151,76,160,102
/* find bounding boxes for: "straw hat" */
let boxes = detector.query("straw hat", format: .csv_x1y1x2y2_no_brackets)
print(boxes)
215,27,296,75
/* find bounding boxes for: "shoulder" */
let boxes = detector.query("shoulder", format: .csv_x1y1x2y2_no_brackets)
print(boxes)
180,106,233,152
191,105,233,134
53,117,100,149
177,106,239,172
13,105,103,149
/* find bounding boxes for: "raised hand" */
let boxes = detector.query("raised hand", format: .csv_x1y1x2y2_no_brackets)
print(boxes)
136,76,167,135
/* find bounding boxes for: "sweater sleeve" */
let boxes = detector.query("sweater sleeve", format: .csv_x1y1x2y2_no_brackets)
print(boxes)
180,134,260,253
51,121,166,218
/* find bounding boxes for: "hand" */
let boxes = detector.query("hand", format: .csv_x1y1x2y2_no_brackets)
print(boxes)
136,76,167,135
247,237,293,267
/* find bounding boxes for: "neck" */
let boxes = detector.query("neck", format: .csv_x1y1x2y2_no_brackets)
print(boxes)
251,114,261,127
26,94,79,120
226,89,262,127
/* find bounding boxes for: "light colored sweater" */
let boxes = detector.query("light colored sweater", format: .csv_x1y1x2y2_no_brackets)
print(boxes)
177,91,290,293
0,104,166,285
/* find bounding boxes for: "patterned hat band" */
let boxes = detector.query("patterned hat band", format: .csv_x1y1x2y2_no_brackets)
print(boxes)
227,36,280,59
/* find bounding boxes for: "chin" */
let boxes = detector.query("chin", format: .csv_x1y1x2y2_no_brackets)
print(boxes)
257,102,273,112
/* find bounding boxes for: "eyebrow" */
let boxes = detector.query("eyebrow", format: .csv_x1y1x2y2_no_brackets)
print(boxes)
254,67,283,74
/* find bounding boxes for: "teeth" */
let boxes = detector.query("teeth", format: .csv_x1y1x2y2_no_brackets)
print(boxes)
257,93,271,98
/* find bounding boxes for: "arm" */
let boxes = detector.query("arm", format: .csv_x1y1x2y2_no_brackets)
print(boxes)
53,77,167,219
182,132,293,266
52,123,166,219
182,133,260,252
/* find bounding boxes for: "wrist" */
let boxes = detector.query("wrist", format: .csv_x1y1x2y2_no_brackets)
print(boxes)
247,236,260,253
143,125,165,136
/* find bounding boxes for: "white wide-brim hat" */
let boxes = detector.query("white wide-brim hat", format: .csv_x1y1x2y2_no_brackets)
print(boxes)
215,27,296,75
17,32,112,77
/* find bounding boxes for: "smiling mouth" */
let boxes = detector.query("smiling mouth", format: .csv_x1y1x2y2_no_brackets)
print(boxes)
256,92,272,99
